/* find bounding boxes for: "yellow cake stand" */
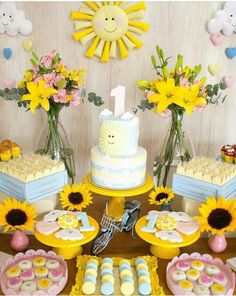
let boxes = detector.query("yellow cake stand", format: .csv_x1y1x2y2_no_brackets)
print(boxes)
34,216,99,260
135,216,200,259
83,174,154,220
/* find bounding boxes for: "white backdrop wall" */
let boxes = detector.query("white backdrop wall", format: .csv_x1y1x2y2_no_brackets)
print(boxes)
0,1,236,182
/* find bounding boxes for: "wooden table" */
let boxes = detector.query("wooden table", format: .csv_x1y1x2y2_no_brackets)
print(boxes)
0,194,235,295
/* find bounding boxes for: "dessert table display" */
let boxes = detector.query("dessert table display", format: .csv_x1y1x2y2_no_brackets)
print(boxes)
135,211,200,259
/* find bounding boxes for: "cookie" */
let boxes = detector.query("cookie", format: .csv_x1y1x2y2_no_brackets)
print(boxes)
6,266,21,277
119,263,131,271
21,281,37,293
43,210,67,222
179,280,193,292
101,268,113,277
35,266,49,278
176,260,190,271
86,262,98,270
186,269,200,281
191,260,205,271
102,258,113,265
135,258,147,267
138,269,150,277
136,263,148,272
48,268,64,281
120,269,133,279
37,278,52,290
33,256,46,267
211,283,226,295
138,275,151,284
20,269,34,281
212,272,227,285
101,262,113,270
122,277,135,285
198,274,213,287
193,284,210,295
171,270,186,282
55,229,83,240
205,265,220,276
18,260,32,270
46,259,60,269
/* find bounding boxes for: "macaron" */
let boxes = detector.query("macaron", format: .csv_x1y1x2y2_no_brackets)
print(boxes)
100,282,114,295
120,269,133,279
101,262,113,270
138,275,151,284
135,258,147,266
102,274,115,285
85,268,97,277
120,281,134,296
84,274,96,285
86,262,98,270
138,269,150,278
137,263,148,272
101,268,113,277
139,282,152,295
122,277,135,285
82,281,96,295
102,258,113,265
119,263,131,271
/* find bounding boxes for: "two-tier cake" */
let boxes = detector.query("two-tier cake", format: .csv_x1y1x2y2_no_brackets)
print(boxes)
90,109,147,189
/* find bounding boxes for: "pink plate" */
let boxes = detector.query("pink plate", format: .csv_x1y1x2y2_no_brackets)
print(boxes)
166,252,235,295
0,249,68,296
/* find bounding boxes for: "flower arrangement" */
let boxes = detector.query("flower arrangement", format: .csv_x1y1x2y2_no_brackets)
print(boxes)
137,45,228,186
0,50,104,182
0,198,36,233
60,183,93,211
148,186,174,210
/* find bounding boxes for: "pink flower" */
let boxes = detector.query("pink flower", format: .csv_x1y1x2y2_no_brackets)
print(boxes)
41,50,59,69
43,73,56,87
53,89,68,104
32,65,39,78
33,75,44,84
194,105,206,112
48,50,58,59
54,74,66,88
70,90,81,106
180,77,190,88
159,108,172,118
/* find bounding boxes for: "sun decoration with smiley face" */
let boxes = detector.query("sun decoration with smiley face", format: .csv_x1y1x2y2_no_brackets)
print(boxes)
99,121,128,155
70,1,149,62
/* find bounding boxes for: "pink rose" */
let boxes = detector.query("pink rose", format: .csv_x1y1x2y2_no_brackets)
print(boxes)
43,73,56,87
70,90,81,106
53,89,67,104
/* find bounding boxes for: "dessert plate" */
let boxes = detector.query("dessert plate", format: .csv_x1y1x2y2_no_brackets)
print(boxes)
0,249,68,295
166,252,235,295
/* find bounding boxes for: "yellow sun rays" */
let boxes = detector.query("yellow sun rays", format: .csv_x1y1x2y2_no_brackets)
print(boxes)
70,1,149,62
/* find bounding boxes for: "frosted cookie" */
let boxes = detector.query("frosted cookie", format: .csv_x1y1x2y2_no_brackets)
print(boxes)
139,282,151,296
205,265,220,276
135,258,147,267
212,272,227,285
44,210,67,222
58,214,78,229
18,260,32,270
137,263,148,272
120,281,134,296
101,268,113,277
48,268,64,281
138,269,150,277
37,278,52,290
198,274,213,287
138,275,151,284
46,259,60,269
84,274,96,285
211,283,226,295
179,280,193,292
101,282,114,295
193,284,210,295
176,260,190,271
171,270,186,282
82,281,96,295
21,281,37,293
101,262,113,270
169,212,193,222
191,260,205,271
36,220,60,235
120,269,133,279
33,256,46,267
20,269,34,281
6,266,21,277
102,274,115,285
186,269,200,281
85,268,98,277
55,229,83,240
7,278,22,290
35,266,49,278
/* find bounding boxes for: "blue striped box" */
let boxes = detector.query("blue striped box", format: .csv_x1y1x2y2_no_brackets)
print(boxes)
0,170,68,203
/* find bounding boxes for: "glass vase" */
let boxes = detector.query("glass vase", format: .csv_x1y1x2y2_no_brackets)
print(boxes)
153,108,192,187
35,107,76,183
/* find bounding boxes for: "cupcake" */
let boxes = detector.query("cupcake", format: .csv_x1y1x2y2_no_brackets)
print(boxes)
198,274,213,287
178,280,193,292
37,278,52,290
190,260,205,271
186,269,200,281
212,272,227,285
33,256,46,267
205,265,220,276
48,268,64,281
2,139,11,147
176,260,190,272
224,148,235,164
46,259,60,269
7,277,22,290
171,270,186,282
6,266,21,277
10,143,21,158
0,147,11,161
18,260,32,271
21,281,37,293
221,144,231,158
193,284,210,295
20,269,35,281
211,283,226,295
35,266,49,278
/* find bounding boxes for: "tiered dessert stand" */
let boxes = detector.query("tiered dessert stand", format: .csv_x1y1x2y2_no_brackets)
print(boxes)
83,173,154,220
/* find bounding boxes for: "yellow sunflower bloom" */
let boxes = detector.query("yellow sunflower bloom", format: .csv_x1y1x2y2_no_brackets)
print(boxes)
0,198,36,233
195,196,236,235
60,183,93,211
148,186,174,206
148,78,184,113
177,84,207,115
21,80,57,113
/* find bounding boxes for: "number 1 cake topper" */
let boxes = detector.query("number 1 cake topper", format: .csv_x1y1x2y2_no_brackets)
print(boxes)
70,1,149,62
111,85,125,117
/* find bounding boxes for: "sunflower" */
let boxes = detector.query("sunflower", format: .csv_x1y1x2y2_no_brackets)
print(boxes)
0,198,36,233
148,186,174,206
195,196,236,235
60,183,93,211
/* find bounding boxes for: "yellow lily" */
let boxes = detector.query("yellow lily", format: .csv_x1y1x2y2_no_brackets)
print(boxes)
148,78,184,113
21,80,57,113
178,84,207,115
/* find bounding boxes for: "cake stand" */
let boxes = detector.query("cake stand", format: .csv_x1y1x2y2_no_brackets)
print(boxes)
83,174,154,220
135,216,200,259
34,216,99,260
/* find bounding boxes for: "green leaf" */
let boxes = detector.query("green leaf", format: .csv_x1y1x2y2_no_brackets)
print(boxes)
57,79,65,88
151,55,157,67
220,82,227,90
52,53,60,65
32,51,39,61
0,89,4,97
31,59,37,66
175,55,183,71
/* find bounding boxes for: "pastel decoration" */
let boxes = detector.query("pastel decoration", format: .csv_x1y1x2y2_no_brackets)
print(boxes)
225,47,236,59
223,76,234,87
208,64,221,76
207,2,236,36
3,48,12,60
77,212,95,232
70,1,149,62
141,213,158,233
36,221,60,235
175,221,199,235
210,33,224,46
23,39,33,51
55,229,84,240
0,2,33,36
3,78,16,89
111,85,126,117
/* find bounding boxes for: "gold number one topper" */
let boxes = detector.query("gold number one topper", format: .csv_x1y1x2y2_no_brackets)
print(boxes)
70,1,149,62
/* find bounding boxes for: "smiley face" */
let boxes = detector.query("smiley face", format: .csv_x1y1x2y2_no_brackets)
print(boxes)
92,5,128,41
